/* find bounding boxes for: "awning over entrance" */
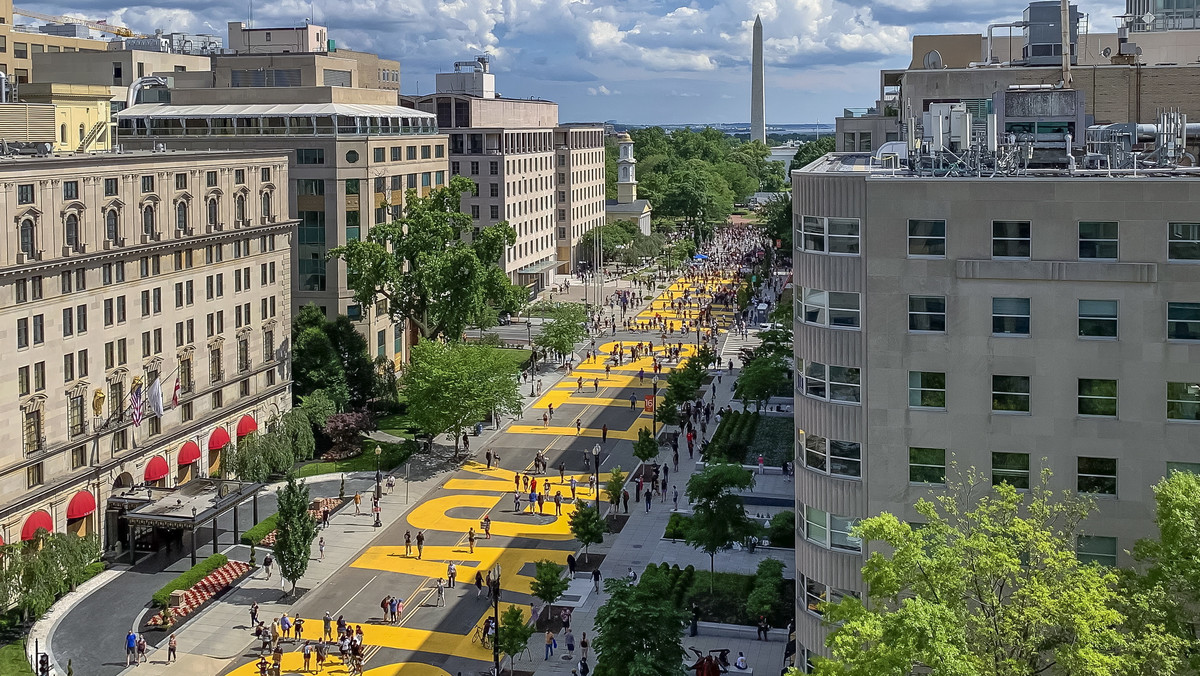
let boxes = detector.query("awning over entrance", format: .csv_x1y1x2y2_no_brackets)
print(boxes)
178,441,201,466
208,427,230,450
67,490,96,520
21,510,53,540
144,456,169,483
236,415,258,438
517,258,559,275
119,478,262,531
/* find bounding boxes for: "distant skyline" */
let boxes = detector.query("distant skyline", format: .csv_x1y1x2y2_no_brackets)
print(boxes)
36,0,1128,124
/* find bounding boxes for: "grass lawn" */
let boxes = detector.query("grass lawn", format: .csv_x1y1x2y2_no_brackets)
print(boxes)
493,347,532,372
745,415,794,466
297,439,416,478
375,413,414,439
0,640,31,676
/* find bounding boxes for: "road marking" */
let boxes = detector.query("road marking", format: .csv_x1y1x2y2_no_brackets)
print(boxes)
336,574,379,617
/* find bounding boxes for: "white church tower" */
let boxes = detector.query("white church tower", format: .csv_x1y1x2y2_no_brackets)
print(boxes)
616,133,638,204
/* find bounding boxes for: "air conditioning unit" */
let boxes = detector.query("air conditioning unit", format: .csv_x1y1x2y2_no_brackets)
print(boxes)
151,232,162,242
16,252,27,264
62,245,73,257
103,240,113,250
141,234,151,244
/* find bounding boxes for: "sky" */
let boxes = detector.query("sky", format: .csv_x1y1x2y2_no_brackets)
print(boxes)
36,0,1127,125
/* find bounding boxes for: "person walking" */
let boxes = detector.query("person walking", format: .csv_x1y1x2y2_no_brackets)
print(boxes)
125,631,138,667
544,629,556,660
354,491,362,515
404,530,412,557
486,449,493,469
554,491,563,516
302,641,313,672
601,424,608,444
629,394,636,409
483,515,491,539
250,601,260,628
548,403,554,421
396,598,405,622
542,412,549,428
468,527,476,553
322,612,333,642
566,553,577,576
475,570,485,598
580,632,590,660
621,488,630,513
295,617,305,641
263,553,274,579
575,418,582,435
591,568,602,592
569,477,578,501
644,489,653,513
388,597,399,623
386,475,395,494
673,485,679,511
318,536,326,562
415,530,425,559
758,454,765,475
564,628,576,658
435,578,446,606
558,461,566,484
447,562,457,588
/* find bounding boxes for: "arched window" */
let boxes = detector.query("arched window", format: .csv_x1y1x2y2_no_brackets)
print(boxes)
65,214,79,251
234,194,246,223
142,205,155,237
207,198,218,227
19,218,35,257
105,209,119,242
176,201,188,232
60,124,67,144
260,192,271,221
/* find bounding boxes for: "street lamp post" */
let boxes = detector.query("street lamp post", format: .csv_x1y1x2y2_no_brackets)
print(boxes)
491,564,502,675
592,444,602,511
652,375,659,439
373,445,383,528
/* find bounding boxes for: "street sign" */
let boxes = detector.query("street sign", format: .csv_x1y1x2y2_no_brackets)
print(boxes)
644,395,655,413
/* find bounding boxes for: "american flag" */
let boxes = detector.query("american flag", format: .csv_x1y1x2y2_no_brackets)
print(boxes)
172,377,180,408
131,383,144,427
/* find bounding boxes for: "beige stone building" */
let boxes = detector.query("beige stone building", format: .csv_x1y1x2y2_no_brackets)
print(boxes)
31,49,213,109
0,149,294,553
554,124,607,275
117,52,447,370
225,22,399,91
0,0,108,85
790,154,1200,668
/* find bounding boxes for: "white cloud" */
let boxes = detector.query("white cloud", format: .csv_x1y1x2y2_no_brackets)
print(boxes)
587,85,619,95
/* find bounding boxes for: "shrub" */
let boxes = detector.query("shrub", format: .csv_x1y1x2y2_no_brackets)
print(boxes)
152,554,229,608
664,512,692,540
746,558,786,619
83,561,106,580
767,511,795,548
240,514,279,547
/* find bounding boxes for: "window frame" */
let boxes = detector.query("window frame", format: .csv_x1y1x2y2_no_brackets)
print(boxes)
1078,221,1118,260
799,215,860,255
992,220,1031,259
801,433,862,479
1166,381,1200,421
908,295,946,333
1166,301,1200,341
1076,535,1117,567
1077,456,1118,495
1078,299,1118,339
1077,378,1117,417
991,452,1031,489
908,447,946,484
908,371,947,409
802,361,861,404
992,374,1031,414
1168,222,1200,261
992,297,1031,337
907,219,946,258
801,288,861,329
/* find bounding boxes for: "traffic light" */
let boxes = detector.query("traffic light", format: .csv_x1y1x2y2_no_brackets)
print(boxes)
38,653,49,676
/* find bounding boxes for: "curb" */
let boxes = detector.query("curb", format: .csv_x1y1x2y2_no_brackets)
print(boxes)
33,566,125,676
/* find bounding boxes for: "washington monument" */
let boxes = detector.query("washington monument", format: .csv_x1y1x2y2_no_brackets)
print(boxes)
750,14,765,143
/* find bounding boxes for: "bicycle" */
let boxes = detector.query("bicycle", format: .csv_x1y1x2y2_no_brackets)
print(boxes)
471,626,492,649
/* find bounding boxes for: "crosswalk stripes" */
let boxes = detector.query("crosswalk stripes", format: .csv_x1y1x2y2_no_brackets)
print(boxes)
720,330,762,368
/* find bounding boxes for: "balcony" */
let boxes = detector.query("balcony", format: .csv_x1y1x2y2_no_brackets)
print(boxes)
841,108,878,119
69,420,89,438
210,369,225,384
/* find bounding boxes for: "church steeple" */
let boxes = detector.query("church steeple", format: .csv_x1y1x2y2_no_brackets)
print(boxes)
616,132,637,204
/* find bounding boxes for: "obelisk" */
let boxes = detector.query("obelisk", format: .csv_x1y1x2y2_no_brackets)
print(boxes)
750,14,766,143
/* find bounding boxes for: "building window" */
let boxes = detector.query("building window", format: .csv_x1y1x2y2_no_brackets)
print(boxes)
805,506,861,552
1166,381,1200,421
18,218,35,257
804,506,827,546
909,447,946,484
908,371,946,409
1076,536,1117,567
800,216,859,255
1078,300,1117,339
802,434,861,479
26,461,43,487
297,148,325,165
142,205,156,237
992,220,1031,259
1168,223,1200,261
908,219,946,257
140,175,154,193
65,214,80,251
991,452,1030,489
234,169,246,185
1079,221,1118,260
421,145,432,159
1078,378,1117,417
992,375,1031,413
1078,457,1117,495
803,362,861,404
1166,302,1200,341
1166,461,1200,474
104,177,119,196
106,209,119,241
212,390,223,409
17,183,34,205
64,180,79,200
801,289,860,329
908,295,946,332
992,297,1030,336
71,445,87,469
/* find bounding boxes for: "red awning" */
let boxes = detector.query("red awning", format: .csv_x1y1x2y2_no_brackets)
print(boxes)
144,456,169,482
66,490,96,520
178,441,201,466
21,510,53,541
208,427,230,450
236,415,258,438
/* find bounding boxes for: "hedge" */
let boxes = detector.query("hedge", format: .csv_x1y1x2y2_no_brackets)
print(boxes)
664,513,692,540
767,511,795,548
240,514,279,547
152,554,229,608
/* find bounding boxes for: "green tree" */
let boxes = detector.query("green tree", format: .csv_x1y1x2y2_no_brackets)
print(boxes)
760,194,793,250
280,407,316,463
331,175,524,341
684,463,756,591
534,304,588,364
790,136,835,172
274,473,318,595
17,531,63,620
496,605,535,675
660,161,734,230
568,505,605,562
736,354,790,411
746,557,785,620
593,573,689,676
298,390,337,428
324,314,378,409
632,427,659,465
292,309,348,408
401,341,522,459
229,431,271,482
817,469,1176,676
529,560,571,622
605,466,626,510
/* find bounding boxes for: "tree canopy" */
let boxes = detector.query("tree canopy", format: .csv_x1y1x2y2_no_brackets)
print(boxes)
816,469,1179,676
684,463,757,588
593,572,689,676
534,303,588,363
274,473,318,595
790,136,836,172
330,175,526,341
400,340,523,459
291,304,383,410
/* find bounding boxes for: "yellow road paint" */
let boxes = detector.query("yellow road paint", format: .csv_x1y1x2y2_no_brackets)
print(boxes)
363,664,456,676
351,545,570,595
398,494,582,539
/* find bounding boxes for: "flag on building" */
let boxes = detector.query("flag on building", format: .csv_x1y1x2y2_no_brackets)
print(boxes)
172,377,180,408
148,377,165,418
131,382,144,427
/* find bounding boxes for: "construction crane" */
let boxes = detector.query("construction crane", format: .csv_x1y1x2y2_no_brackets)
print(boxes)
13,7,145,38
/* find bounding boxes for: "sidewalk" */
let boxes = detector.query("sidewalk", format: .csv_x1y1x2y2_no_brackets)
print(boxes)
526,330,795,676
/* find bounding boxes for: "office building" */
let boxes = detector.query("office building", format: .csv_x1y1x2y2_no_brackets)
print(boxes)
33,49,213,112
790,115,1200,668
402,56,606,287
0,149,294,552
0,0,108,84
117,52,447,370
225,21,399,91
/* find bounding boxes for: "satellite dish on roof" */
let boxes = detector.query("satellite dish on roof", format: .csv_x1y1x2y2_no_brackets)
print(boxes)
923,49,943,70
1102,46,1112,57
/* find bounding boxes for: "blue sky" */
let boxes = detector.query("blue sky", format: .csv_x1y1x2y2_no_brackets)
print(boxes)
38,0,1126,124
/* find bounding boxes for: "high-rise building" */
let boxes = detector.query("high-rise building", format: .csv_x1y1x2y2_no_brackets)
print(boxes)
0,149,294,552
750,15,766,144
402,56,606,286
790,143,1200,671
116,51,446,370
